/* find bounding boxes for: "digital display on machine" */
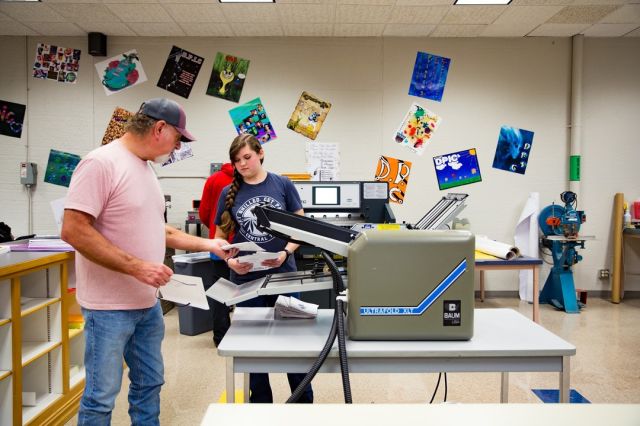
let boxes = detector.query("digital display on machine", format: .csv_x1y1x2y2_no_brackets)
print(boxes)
313,186,340,205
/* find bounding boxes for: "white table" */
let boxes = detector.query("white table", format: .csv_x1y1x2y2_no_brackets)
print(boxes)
201,404,640,426
218,308,575,404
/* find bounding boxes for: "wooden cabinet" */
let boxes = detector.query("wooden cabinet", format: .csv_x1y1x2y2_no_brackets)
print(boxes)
0,251,83,426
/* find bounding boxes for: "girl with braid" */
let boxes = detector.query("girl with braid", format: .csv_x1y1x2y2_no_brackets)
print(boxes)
214,133,313,403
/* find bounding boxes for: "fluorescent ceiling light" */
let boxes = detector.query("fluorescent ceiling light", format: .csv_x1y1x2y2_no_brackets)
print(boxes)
455,0,511,4
219,0,275,3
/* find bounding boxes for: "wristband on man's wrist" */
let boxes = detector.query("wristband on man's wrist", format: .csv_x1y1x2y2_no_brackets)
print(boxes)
284,248,293,260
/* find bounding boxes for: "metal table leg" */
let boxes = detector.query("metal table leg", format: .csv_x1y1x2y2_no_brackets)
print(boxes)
560,356,570,403
243,373,250,403
500,372,509,403
226,357,235,403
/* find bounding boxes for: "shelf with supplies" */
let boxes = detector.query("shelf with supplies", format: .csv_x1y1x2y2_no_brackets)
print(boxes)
0,249,81,426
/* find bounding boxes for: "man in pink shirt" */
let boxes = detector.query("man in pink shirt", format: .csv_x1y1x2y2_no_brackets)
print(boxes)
62,98,233,425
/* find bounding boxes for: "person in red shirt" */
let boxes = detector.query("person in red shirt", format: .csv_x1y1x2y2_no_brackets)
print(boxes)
199,163,234,346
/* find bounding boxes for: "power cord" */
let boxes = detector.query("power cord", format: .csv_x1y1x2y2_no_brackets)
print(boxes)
428,372,449,404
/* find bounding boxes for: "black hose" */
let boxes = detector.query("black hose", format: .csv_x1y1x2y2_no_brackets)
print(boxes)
336,298,352,403
287,251,349,403
286,309,338,403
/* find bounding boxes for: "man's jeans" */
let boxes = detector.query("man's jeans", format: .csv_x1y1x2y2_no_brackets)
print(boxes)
78,302,165,425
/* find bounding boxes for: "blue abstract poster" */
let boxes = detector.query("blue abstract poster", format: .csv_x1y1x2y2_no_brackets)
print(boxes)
44,149,81,187
408,52,451,102
492,126,535,175
433,148,482,190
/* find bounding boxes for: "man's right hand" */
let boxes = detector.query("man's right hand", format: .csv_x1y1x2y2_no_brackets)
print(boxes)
133,261,173,288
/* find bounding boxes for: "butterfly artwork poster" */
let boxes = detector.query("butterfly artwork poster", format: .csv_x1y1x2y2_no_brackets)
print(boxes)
101,107,134,145
228,97,276,144
374,155,412,205
206,52,250,103
492,126,535,175
394,103,442,156
157,46,204,99
408,51,451,102
287,92,331,140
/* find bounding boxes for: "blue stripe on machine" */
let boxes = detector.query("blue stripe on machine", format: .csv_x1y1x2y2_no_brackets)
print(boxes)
359,258,467,316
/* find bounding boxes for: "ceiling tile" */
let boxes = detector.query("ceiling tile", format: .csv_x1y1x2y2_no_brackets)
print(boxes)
389,6,450,24
283,23,334,36
511,0,574,5
0,21,39,36
230,23,284,36
493,5,564,25
582,22,639,36
278,4,335,23
570,0,627,4
548,5,620,24
334,23,385,36
337,0,394,4
396,0,453,5
441,6,507,25
23,22,86,36
163,4,226,23
178,22,234,36
103,0,158,3
336,5,393,23
221,4,281,23
625,26,640,36
75,22,137,36
44,0,101,3
431,24,486,36
47,4,121,22
481,23,532,36
130,22,185,36
105,4,174,23
0,3,66,22
277,0,337,3
383,23,436,36
527,23,589,35
600,5,640,24
159,0,223,3
0,11,11,22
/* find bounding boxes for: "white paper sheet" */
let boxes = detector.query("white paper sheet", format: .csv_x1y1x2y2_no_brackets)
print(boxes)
475,235,520,260
235,251,281,272
221,242,264,252
50,197,66,234
306,142,339,181
515,192,540,302
158,274,209,310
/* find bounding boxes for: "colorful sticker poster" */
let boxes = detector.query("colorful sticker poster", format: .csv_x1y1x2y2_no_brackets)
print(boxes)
32,43,81,84
95,50,147,96
374,155,412,205
228,97,276,144
433,148,482,190
394,103,442,156
157,46,204,99
492,126,535,175
44,149,81,188
206,52,250,103
101,107,134,145
0,100,26,139
287,92,331,140
162,142,193,167
408,51,451,102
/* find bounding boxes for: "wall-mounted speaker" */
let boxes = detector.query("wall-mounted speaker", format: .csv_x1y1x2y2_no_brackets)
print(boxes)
88,32,107,57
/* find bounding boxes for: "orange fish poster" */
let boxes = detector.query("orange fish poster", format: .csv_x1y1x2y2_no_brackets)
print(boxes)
374,155,412,205
394,103,441,156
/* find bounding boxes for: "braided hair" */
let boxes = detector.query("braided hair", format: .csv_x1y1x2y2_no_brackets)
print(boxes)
219,134,263,235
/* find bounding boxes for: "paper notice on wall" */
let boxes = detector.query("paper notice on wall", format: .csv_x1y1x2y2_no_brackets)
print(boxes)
306,142,339,181
50,197,66,234
515,192,540,302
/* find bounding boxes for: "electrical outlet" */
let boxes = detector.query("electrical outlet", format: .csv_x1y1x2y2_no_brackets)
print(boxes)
598,269,610,279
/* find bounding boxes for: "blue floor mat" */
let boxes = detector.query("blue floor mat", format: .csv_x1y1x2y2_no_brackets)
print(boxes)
532,389,590,403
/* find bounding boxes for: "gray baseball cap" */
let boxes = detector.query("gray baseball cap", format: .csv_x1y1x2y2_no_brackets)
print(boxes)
138,98,196,142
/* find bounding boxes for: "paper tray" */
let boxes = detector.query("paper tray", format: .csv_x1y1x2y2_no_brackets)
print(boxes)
205,273,339,306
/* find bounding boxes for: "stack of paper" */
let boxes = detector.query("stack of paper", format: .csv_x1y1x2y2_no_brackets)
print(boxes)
27,238,73,251
274,295,318,319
